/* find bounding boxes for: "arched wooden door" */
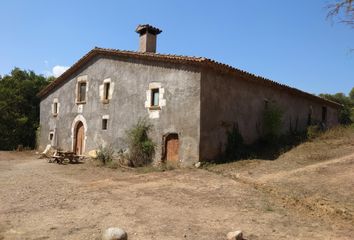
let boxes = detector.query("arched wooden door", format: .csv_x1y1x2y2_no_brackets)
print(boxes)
165,133,179,164
74,121,84,155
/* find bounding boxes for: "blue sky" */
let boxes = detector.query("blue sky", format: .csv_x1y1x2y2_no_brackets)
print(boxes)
0,0,353,95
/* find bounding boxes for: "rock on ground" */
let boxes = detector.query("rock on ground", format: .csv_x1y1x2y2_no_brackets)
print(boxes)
102,227,127,240
227,230,243,240
194,162,201,168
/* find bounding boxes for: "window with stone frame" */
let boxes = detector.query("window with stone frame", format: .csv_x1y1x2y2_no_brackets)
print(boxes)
151,88,159,107
77,82,87,103
49,132,54,141
145,82,166,119
52,98,59,117
53,102,58,115
103,82,110,101
102,118,108,130
49,131,55,145
53,102,58,116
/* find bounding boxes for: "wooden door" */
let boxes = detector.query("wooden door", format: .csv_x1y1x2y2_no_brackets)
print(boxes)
75,122,84,155
166,134,179,164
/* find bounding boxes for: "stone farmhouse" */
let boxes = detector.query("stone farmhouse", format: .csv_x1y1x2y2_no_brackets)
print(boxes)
38,24,340,166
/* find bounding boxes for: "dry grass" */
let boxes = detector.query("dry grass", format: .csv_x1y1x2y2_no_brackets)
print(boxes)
206,124,354,177
206,124,354,228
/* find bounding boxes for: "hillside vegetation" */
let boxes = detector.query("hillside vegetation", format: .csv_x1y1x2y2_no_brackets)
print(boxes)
207,124,354,176
206,125,354,227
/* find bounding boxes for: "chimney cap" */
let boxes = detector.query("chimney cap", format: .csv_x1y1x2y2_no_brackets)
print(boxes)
135,24,162,35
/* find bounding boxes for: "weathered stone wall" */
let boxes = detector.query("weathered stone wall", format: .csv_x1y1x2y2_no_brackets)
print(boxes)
199,69,339,161
39,55,201,166
40,54,340,165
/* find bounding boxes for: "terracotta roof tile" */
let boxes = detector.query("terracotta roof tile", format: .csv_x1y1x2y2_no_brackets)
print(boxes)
37,47,341,108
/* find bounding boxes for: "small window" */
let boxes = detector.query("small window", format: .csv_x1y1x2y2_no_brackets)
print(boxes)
103,82,110,101
49,132,54,141
322,106,327,122
102,119,108,130
78,82,87,103
307,106,313,125
151,88,159,107
53,102,58,116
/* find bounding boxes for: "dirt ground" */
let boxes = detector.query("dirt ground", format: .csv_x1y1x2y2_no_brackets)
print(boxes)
0,149,353,240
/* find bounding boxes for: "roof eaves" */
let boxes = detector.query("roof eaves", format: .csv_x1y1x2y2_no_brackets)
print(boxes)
37,47,342,108
200,58,341,108
37,49,99,98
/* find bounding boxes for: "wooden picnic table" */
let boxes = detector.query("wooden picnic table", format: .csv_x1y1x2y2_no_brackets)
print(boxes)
50,151,81,164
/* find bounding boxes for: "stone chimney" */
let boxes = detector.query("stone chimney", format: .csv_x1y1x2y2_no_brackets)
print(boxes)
135,24,162,53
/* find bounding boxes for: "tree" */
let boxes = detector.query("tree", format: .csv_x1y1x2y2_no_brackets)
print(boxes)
349,87,354,101
0,68,50,150
319,91,354,125
327,0,354,27
349,87,354,122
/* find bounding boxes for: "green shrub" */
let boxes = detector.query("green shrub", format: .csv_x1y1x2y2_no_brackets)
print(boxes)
262,102,283,142
96,144,114,165
306,125,322,140
106,160,119,169
319,92,353,125
339,105,353,125
125,118,155,167
224,124,245,161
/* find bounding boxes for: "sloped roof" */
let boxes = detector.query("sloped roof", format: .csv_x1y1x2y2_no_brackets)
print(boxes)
37,47,341,108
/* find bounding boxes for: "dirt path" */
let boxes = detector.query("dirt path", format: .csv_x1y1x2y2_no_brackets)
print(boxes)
257,152,354,182
206,148,354,239
256,153,354,228
0,152,353,240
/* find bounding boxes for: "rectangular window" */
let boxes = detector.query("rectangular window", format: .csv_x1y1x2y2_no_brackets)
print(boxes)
78,82,87,102
151,88,159,107
322,106,327,122
53,102,58,115
307,113,312,125
104,82,110,100
307,106,313,125
102,119,108,130
49,132,54,141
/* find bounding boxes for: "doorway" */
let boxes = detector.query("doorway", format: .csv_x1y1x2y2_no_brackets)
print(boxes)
74,121,84,155
164,133,179,164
